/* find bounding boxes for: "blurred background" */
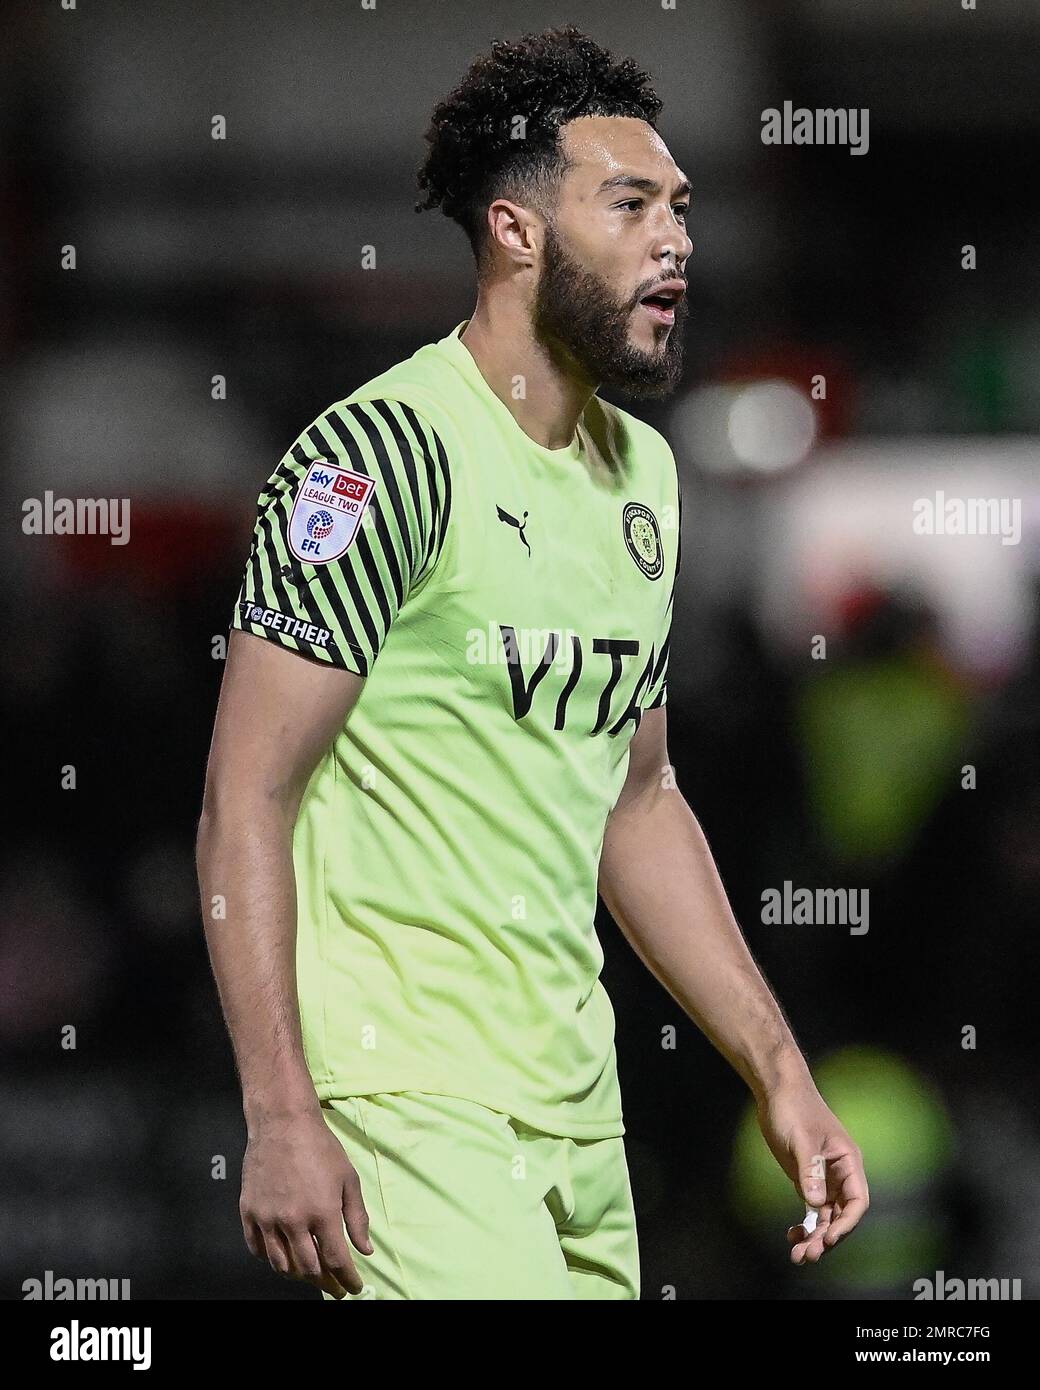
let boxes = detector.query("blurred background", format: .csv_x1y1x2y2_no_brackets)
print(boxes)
2,0,1038,1300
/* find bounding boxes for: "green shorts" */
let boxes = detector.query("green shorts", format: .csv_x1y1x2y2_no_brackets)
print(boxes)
319,1091,640,1300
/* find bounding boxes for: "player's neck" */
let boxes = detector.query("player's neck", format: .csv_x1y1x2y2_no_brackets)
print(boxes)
460,301,595,452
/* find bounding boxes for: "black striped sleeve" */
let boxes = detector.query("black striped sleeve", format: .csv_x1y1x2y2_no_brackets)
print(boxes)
230,397,452,674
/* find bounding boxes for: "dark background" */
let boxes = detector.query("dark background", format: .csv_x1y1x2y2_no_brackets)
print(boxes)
2,0,1038,1299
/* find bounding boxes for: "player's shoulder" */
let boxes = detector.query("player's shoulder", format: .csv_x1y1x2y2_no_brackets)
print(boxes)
264,339,456,493
336,333,460,435
265,338,460,501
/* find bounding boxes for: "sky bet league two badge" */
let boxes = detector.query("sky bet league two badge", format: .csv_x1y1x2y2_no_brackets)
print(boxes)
288,457,377,564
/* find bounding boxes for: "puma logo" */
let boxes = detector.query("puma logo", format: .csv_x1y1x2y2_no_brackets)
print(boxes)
496,505,531,556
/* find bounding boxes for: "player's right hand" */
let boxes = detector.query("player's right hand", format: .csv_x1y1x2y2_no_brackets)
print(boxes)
239,1108,374,1298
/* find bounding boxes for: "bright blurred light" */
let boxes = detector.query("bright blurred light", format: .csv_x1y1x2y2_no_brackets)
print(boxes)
676,379,818,477
729,380,817,471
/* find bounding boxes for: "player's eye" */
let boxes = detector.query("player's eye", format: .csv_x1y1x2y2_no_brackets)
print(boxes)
673,204,690,220
616,199,644,213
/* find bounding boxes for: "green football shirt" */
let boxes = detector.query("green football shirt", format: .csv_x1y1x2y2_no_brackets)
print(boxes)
231,319,682,1139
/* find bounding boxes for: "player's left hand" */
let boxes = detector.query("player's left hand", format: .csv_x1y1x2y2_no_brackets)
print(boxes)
754,1081,869,1265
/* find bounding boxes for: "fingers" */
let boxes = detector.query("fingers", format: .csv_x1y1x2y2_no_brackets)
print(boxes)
796,1153,828,1208
786,1202,834,1264
243,1212,366,1297
241,1217,266,1264
279,1224,323,1284
785,1134,870,1265
257,1223,293,1277
786,1201,833,1242
788,1223,829,1263
313,1219,366,1298
816,1147,870,1248
788,1181,870,1263
821,1192,869,1248
300,1171,375,1297
342,1171,374,1256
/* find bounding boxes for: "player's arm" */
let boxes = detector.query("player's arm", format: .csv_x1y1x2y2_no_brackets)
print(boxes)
598,704,869,1264
196,629,372,1298
198,394,451,1298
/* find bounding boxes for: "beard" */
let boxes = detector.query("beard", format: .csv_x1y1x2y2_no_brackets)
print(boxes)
532,219,688,400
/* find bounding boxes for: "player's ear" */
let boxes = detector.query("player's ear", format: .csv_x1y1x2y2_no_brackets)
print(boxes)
486,198,537,269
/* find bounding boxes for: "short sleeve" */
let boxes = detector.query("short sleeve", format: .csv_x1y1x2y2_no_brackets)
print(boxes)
642,473,682,710
231,397,452,675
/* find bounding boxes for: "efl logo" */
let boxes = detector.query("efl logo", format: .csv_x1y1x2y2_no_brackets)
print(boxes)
288,458,376,563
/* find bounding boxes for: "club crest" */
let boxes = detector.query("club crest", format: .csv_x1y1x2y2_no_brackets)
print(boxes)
622,502,663,580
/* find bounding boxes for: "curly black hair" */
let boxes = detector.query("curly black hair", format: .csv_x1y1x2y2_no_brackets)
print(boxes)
415,25,663,271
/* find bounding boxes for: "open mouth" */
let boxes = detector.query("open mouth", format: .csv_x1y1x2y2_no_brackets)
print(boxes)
638,284,684,325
